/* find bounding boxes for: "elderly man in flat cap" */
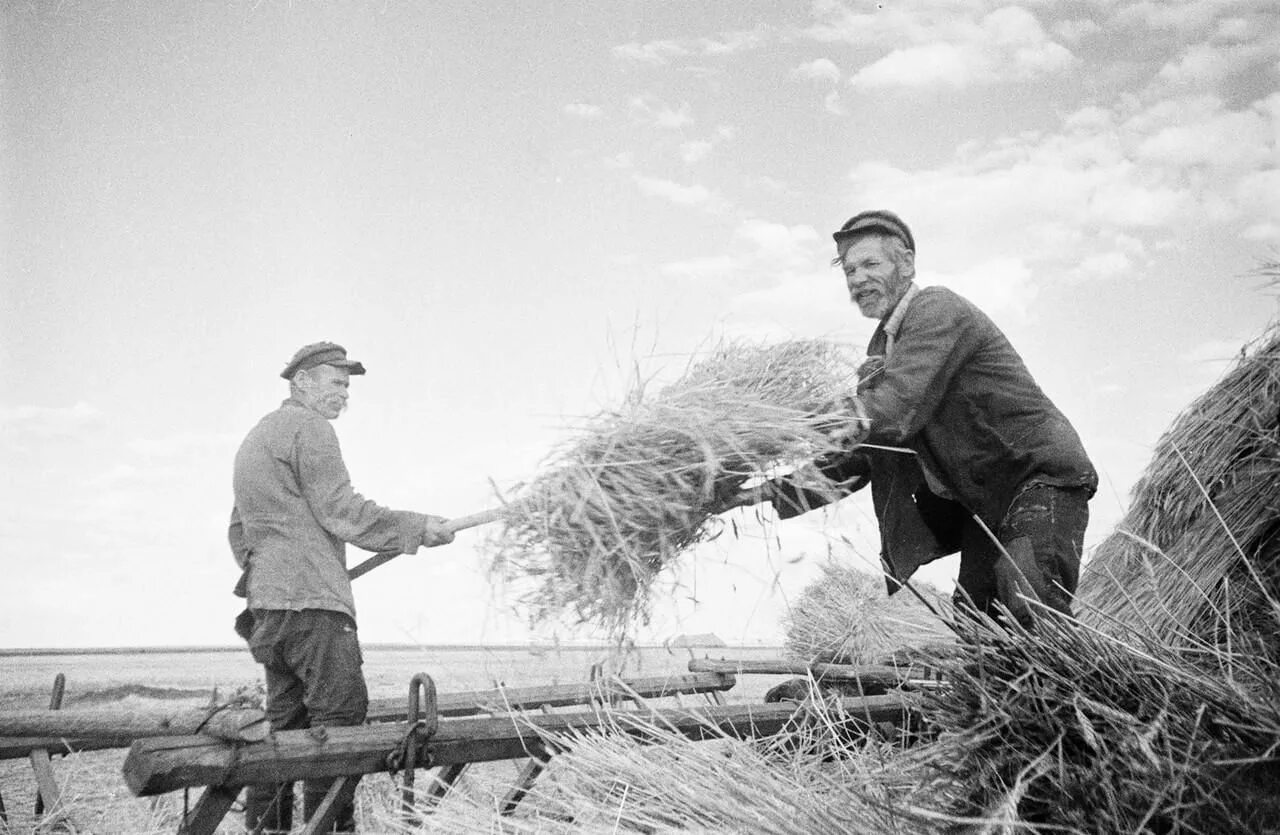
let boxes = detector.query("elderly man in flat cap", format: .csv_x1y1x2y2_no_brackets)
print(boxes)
229,341,454,833
741,211,1097,626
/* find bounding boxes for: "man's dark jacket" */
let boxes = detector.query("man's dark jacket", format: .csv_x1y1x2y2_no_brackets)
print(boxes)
774,285,1097,589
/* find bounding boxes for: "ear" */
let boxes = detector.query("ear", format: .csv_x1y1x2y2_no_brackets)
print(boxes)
900,249,916,279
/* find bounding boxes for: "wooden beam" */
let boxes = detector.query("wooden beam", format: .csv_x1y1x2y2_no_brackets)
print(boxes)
0,706,267,744
1,673,737,760
177,784,239,835
124,695,916,798
687,659,921,694
366,672,736,721
299,777,353,835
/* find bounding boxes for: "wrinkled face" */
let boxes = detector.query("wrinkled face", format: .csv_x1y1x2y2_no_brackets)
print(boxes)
295,364,350,420
839,234,914,320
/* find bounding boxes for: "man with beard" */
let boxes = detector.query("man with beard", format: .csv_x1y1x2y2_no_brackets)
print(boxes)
229,341,454,833
745,211,1097,624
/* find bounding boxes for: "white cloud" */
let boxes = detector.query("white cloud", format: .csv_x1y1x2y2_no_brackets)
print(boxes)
0,401,104,443
632,175,714,206
660,255,739,281
823,90,844,115
792,57,841,83
922,258,1039,324
613,28,769,66
851,42,979,89
563,102,603,119
680,140,713,163
1071,250,1134,282
613,39,687,65
658,220,821,283
734,219,819,269
629,96,693,129
834,86,1280,273
696,27,768,56
812,3,1076,90
678,126,735,164
1054,17,1102,43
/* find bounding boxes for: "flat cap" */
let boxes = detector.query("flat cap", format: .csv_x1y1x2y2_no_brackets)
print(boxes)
832,210,915,253
280,341,367,380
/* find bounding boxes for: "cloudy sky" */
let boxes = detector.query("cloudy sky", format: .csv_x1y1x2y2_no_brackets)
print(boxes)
3,0,1278,649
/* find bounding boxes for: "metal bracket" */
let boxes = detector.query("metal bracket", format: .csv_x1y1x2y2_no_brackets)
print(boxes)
396,673,438,819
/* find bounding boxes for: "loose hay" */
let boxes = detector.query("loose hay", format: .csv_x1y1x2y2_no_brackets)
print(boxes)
489,339,860,634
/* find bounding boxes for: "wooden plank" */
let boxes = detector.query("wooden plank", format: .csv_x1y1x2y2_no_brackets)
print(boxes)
366,672,736,722
177,784,239,835
32,671,66,819
124,695,916,797
28,751,60,820
422,763,468,807
497,704,555,816
0,706,267,743
688,658,920,694
299,777,352,835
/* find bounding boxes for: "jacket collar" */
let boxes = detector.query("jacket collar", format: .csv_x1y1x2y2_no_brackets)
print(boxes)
883,282,920,339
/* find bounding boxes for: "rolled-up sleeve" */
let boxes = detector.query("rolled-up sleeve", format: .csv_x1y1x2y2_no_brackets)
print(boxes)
295,417,428,555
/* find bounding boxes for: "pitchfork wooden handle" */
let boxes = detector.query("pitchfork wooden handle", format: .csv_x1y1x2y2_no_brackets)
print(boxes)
347,505,511,580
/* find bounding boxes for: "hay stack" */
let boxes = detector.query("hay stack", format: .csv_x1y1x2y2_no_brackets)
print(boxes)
1077,322,1280,657
783,562,951,664
906,612,1280,834
489,339,859,633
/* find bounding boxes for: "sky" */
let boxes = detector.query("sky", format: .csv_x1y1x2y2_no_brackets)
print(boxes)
2,0,1278,649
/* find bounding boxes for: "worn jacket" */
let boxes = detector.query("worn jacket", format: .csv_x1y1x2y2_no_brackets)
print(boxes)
229,399,430,619
775,285,1097,588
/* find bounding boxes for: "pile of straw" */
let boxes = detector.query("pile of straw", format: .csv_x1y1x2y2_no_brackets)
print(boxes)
783,561,951,664
393,704,923,835
903,611,1280,834
1077,322,1280,657
490,339,860,633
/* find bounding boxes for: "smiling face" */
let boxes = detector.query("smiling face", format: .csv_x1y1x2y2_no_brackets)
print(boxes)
838,233,915,320
293,364,351,420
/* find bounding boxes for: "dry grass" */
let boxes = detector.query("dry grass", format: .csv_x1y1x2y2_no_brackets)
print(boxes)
783,561,952,665
901,605,1280,834
489,339,860,635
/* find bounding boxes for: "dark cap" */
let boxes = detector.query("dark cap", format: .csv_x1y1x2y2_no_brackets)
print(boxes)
832,210,915,253
280,342,367,380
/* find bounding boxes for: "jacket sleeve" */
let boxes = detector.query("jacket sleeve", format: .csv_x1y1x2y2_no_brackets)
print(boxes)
229,506,250,569
295,416,430,555
769,450,871,520
857,289,981,443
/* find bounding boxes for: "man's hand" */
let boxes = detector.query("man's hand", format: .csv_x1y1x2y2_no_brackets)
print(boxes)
707,483,774,515
421,515,455,548
827,396,871,448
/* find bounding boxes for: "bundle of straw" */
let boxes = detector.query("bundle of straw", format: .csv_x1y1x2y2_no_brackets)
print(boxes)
489,339,860,634
904,612,1280,834
1077,322,1280,656
783,561,952,665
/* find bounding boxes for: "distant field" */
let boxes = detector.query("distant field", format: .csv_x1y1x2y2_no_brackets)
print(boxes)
1,644,787,708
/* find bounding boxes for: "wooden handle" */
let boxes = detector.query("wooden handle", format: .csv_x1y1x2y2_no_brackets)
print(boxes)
346,503,517,581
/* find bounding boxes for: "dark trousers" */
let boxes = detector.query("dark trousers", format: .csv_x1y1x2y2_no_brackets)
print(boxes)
244,609,369,833
954,483,1090,625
